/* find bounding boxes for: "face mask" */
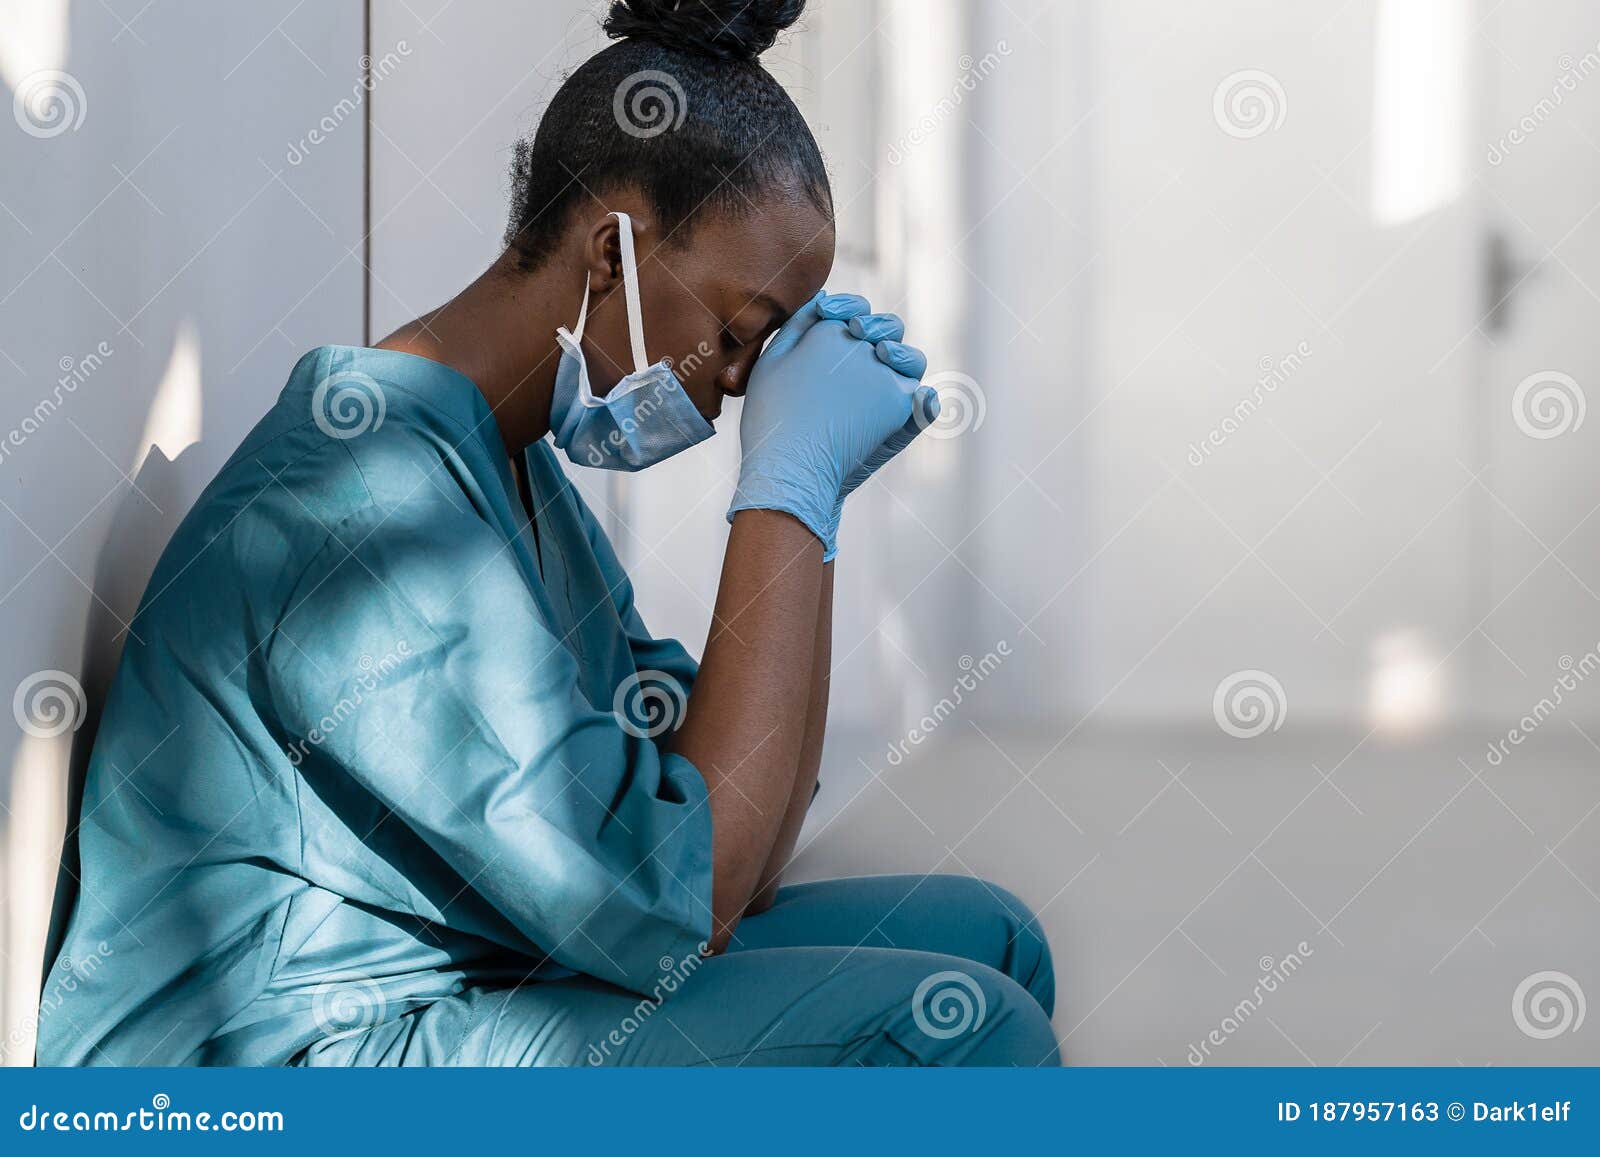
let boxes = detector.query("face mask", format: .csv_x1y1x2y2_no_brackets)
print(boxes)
548,211,714,471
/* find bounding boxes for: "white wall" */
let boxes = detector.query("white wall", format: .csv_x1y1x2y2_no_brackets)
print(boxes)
1071,0,1476,727
911,0,1600,736
0,0,364,1062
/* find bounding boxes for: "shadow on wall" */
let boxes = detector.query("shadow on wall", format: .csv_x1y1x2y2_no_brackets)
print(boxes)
1,17,206,1038
2,0,365,1060
4,431,210,1064
40,445,211,1002
1,10,210,1055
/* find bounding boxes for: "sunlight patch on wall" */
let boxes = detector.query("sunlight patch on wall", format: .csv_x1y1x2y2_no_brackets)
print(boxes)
135,319,204,472
0,0,69,91
884,0,968,485
1368,628,1446,737
2,734,70,1067
1371,0,1467,226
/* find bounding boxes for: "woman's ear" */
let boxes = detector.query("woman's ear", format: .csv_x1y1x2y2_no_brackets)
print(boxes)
580,212,624,293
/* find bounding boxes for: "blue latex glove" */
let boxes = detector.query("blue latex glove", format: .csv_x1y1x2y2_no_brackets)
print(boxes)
818,311,937,560
728,291,921,549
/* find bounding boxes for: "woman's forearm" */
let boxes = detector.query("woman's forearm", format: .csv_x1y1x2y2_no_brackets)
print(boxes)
745,560,832,915
669,509,822,951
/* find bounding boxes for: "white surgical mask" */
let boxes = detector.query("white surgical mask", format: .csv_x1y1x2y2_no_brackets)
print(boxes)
548,211,714,471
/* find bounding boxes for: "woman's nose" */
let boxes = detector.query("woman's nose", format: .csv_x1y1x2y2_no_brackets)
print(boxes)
717,358,752,398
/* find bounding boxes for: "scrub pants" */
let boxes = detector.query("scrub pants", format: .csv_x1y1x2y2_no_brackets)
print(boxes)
297,875,1060,1066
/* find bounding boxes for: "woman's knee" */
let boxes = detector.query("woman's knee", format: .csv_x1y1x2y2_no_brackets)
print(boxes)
919,875,1056,1017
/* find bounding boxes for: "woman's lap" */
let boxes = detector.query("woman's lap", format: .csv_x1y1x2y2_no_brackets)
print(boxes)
733,874,1055,1015
297,874,1058,1067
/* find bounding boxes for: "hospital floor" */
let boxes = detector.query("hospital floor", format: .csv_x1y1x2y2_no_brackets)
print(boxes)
791,723,1600,1066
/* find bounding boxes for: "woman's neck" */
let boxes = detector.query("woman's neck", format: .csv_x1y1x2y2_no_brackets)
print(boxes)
376,254,574,454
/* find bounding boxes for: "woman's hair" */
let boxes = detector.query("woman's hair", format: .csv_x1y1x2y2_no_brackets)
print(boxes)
504,0,832,268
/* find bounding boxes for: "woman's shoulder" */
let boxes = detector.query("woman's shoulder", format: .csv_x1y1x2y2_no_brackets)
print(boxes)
140,347,512,625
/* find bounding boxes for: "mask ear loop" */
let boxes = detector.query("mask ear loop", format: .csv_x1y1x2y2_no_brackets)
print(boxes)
611,211,652,373
565,279,590,342
556,211,648,387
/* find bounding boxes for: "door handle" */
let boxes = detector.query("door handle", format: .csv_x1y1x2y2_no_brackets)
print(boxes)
1482,230,1538,335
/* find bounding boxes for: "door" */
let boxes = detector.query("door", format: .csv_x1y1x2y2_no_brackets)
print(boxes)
1473,0,1600,722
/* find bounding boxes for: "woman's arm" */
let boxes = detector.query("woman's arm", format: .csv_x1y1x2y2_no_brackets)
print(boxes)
744,559,832,915
675,295,925,949
669,509,823,952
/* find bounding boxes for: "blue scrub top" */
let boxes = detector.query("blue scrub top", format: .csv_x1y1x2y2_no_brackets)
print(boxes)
37,346,714,1065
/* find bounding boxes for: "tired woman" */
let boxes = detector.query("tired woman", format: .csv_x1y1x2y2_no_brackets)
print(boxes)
39,0,1057,1066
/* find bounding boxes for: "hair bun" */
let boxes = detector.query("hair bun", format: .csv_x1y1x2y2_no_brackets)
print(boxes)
603,0,806,63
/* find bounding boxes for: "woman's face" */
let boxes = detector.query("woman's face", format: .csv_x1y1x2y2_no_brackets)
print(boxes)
576,195,836,425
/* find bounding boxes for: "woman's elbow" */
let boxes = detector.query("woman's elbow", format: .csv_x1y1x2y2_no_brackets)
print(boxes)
704,885,775,955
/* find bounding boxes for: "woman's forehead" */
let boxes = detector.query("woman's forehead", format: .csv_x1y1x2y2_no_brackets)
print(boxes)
692,206,835,313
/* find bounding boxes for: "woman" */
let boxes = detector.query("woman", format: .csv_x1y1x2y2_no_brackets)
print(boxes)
39,0,1057,1066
